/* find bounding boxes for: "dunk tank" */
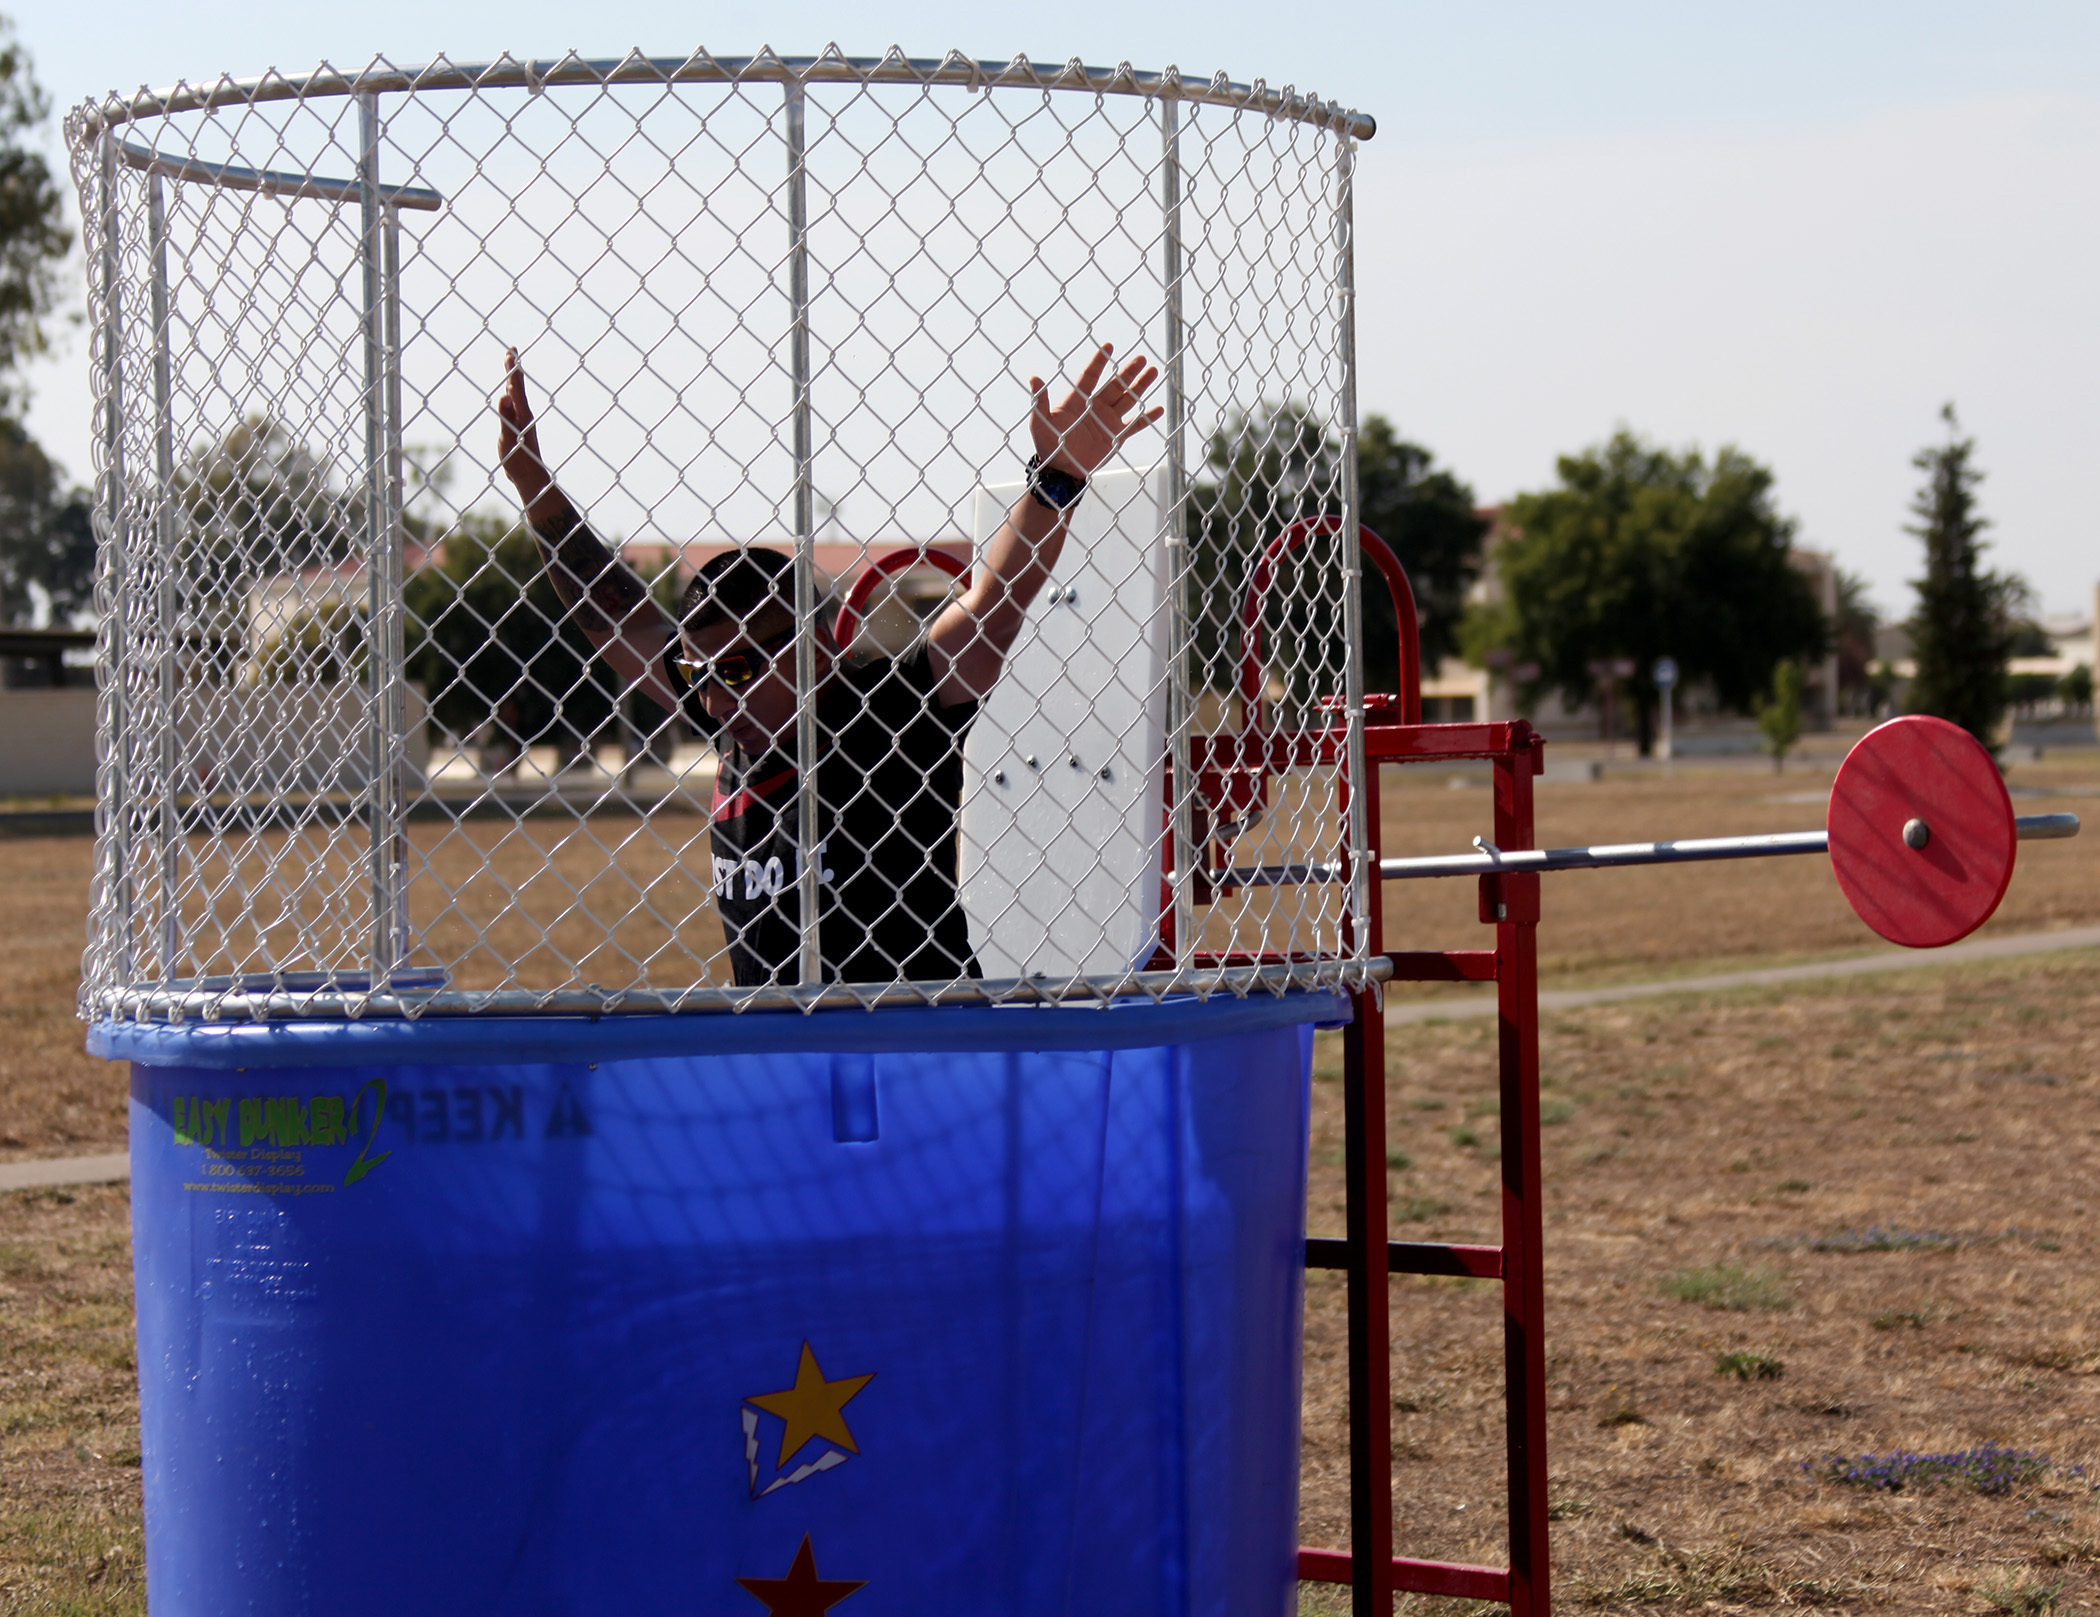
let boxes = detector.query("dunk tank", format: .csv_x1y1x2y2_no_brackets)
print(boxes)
66,52,1382,1615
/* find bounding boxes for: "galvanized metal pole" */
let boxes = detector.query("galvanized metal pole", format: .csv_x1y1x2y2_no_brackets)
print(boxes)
1333,134,1374,1001
96,131,134,984
785,78,822,989
380,201,409,966
358,92,398,987
1159,88,1198,969
147,173,180,979
1327,128,1393,1617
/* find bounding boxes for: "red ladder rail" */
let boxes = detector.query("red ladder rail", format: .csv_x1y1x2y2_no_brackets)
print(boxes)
1295,720,1551,1616
1213,532,1551,1612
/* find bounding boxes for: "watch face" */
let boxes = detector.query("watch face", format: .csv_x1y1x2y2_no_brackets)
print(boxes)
1031,459,1084,507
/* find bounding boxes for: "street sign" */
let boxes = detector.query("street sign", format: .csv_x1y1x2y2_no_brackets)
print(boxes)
1652,656,1679,690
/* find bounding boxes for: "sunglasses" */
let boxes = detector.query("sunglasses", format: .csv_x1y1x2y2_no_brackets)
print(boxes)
673,627,795,692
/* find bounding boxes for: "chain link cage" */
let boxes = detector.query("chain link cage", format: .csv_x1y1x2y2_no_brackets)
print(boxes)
66,49,1379,1019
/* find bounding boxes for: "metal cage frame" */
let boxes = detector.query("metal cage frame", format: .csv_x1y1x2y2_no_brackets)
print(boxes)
68,50,1385,1023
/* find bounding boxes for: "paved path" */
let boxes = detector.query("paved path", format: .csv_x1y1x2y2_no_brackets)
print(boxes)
0,1151,130,1193
5,924,2098,1193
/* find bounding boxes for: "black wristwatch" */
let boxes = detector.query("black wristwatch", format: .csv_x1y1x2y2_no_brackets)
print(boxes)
1026,453,1087,512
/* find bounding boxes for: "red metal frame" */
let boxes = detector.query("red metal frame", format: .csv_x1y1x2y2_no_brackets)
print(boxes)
1240,519,1420,727
1288,717,1549,1616
1198,530,1553,1614
833,545,969,649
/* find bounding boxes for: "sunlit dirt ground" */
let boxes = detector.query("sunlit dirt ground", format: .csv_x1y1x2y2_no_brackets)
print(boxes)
4,752,2099,1612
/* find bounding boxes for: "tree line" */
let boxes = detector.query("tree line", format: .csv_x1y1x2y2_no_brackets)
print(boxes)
1190,400,2039,757
0,10,2042,759
0,16,90,628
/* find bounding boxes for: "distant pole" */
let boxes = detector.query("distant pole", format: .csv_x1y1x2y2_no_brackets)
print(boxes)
1653,656,1679,777
1587,657,1638,761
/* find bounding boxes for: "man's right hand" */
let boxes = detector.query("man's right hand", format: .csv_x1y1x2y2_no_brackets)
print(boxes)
496,348,558,518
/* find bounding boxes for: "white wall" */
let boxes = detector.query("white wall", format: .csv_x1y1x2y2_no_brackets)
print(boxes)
0,689,100,797
0,684,432,801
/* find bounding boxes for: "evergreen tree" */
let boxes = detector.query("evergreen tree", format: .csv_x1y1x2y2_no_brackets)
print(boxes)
1905,405,2023,749
0,414,91,623
1186,402,1341,713
1756,661,1803,773
1187,406,1487,711
0,16,85,623
404,511,617,765
1469,430,1827,754
174,415,365,581
0,16,68,412
1356,418,1490,692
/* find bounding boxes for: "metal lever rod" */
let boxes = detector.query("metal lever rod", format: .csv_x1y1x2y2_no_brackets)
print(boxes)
1222,813,2079,889
1385,829,1828,879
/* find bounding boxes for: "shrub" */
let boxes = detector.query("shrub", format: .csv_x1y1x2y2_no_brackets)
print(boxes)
1714,1351,1784,1381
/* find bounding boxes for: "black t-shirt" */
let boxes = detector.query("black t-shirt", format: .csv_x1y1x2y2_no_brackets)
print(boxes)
668,645,981,987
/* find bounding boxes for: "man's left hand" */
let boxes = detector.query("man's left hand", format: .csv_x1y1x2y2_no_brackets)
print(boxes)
1028,344,1164,481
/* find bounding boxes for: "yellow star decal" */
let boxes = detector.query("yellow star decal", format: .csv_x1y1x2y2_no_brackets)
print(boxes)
746,1342,874,1469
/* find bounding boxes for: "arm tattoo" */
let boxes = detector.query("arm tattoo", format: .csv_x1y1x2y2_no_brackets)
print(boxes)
531,507,652,638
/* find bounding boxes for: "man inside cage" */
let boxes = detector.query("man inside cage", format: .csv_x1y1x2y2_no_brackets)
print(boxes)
496,344,1161,988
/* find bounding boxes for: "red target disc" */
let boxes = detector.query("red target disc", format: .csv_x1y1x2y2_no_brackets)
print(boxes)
1827,715,2016,948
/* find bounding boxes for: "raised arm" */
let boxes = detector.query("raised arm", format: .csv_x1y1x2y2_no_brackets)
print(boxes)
925,343,1162,706
496,349,681,711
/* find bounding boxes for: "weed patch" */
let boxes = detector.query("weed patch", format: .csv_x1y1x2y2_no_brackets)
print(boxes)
1808,1225,1965,1253
1808,1443,2071,1495
1714,1350,1784,1381
1977,1569,2064,1615
1659,1262,1792,1312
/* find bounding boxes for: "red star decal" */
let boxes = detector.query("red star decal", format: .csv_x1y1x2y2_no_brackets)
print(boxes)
736,1535,865,1615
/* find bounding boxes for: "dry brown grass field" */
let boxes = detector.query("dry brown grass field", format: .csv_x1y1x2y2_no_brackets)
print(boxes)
1297,948,2100,1615
2,754,2097,1612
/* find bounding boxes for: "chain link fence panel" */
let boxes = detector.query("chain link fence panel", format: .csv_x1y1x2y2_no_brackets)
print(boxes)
67,49,1379,1019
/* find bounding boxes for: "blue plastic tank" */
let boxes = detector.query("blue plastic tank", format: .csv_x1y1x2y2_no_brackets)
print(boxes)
93,991,1340,1616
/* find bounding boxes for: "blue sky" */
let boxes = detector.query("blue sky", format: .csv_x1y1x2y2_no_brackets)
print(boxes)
18,1,2100,617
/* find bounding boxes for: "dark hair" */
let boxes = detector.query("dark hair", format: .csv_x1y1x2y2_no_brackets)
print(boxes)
679,546,795,637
